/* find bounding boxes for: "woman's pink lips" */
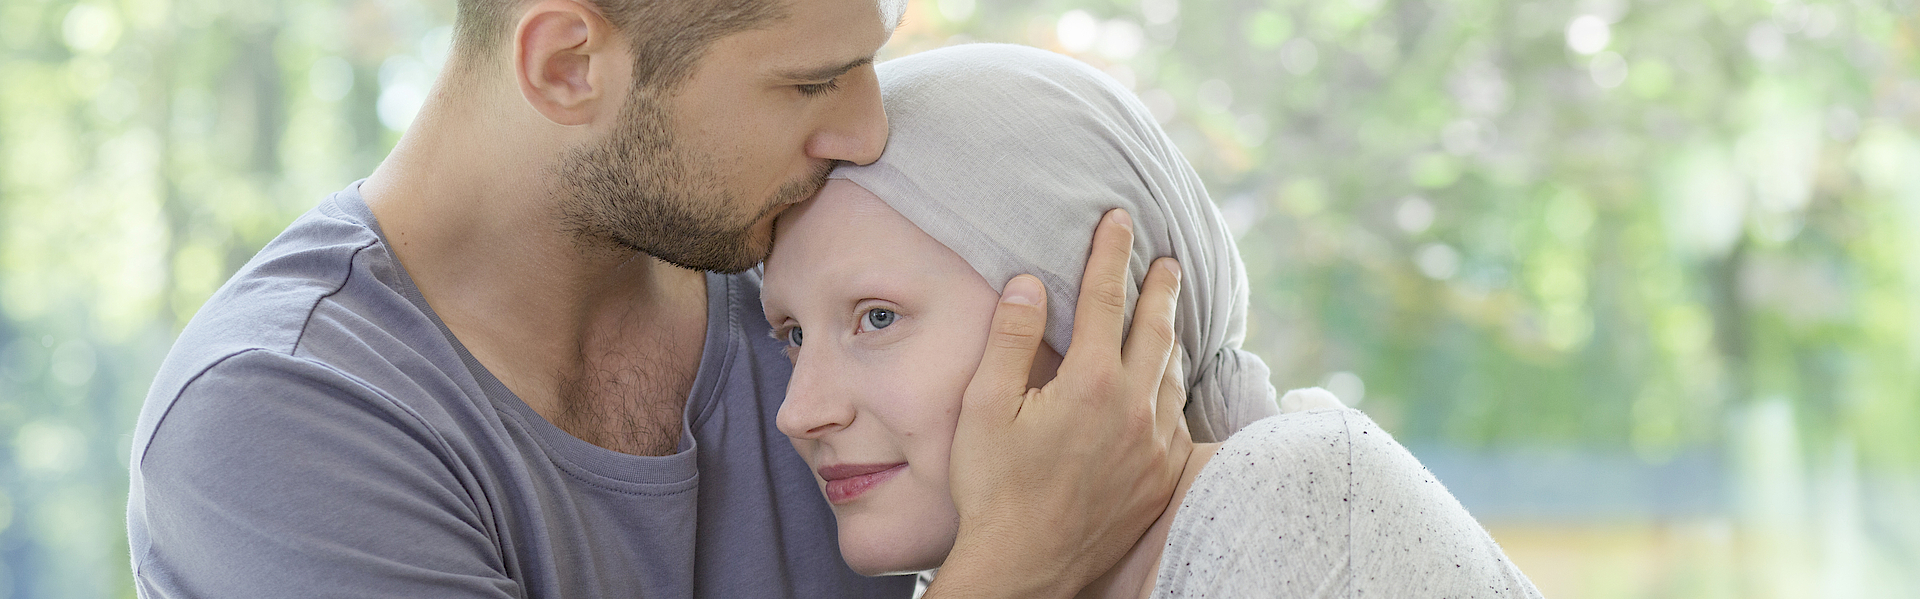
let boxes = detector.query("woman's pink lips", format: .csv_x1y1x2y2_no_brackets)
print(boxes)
818,462,907,504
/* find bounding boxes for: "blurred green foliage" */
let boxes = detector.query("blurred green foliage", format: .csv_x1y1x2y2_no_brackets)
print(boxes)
0,0,1915,597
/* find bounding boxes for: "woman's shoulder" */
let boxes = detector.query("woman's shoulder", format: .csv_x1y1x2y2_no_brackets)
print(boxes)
1174,408,1391,524
1152,409,1365,598
1154,407,1544,599
1207,408,1475,540
1211,408,1402,473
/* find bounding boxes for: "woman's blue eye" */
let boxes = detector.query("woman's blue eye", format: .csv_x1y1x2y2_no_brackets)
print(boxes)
787,327,804,347
863,308,896,331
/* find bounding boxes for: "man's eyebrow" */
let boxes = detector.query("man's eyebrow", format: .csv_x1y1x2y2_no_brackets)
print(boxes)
777,56,875,82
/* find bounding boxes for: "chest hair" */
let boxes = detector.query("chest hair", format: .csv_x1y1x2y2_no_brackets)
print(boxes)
550,325,703,457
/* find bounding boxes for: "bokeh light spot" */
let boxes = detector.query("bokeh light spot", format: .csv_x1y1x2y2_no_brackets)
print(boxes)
1565,15,1610,55
1056,10,1098,53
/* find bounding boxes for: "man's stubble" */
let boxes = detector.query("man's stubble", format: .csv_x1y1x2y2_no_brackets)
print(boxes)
554,87,833,274
545,87,836,455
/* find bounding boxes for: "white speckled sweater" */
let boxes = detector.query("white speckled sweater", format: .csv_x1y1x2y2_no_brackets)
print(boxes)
1151,408,1543,598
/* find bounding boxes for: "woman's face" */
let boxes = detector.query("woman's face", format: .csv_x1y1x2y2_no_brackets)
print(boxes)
761,179,998,575
764,179,1065,575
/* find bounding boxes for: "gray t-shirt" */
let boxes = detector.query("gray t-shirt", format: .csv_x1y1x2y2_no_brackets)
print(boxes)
126,182,912,598
1153,409,1542,598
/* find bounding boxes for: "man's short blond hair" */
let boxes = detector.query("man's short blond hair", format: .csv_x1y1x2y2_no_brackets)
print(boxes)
453,0,788,91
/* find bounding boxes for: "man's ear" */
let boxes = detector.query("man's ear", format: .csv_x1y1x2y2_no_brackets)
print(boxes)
514,0,624,126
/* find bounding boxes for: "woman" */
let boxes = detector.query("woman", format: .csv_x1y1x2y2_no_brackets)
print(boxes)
760,43,1540,598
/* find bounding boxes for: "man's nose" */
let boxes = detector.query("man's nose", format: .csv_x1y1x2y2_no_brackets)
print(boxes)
776,350,857,440
803,66,888,166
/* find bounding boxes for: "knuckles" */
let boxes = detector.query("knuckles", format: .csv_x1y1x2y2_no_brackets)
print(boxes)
988,315,1045,347
1072,363,1124,394
1084,272,1131,311
1139,313,1177,348
1147,267,1182,296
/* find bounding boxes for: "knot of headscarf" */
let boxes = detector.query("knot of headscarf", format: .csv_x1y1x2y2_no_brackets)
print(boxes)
829,43,1277,442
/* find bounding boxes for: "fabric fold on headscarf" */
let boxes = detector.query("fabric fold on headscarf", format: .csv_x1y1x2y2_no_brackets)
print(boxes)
829,43,1278,442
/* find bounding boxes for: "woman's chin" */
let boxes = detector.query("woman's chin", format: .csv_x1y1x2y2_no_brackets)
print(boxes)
845,556,932,577
840,539,945,577
837,520,952,576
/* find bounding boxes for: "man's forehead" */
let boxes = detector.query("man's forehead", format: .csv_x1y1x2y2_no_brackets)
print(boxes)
743,0,899,77
773,0,906,33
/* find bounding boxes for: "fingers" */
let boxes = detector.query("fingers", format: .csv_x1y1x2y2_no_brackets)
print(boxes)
961,275,1049,424
1154,344,1187,442
1122,257,1182,393
1280,387,1346,413
1064,209,1137,366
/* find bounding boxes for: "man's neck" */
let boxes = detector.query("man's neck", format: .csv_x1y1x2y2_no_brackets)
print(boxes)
360,77,711,456
1074,442,1223,599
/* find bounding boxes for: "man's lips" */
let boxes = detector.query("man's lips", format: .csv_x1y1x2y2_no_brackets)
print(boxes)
818,462,907,504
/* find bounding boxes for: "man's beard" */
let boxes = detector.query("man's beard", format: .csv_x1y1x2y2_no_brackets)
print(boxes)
554,91,833,274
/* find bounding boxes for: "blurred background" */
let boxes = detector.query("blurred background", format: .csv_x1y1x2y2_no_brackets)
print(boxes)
1,0,1916,596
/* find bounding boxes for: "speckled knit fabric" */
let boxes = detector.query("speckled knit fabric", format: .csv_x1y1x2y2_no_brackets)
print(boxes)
1151,408,1543,598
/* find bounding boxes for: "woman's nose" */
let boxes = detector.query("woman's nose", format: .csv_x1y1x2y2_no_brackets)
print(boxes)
777,352,857,440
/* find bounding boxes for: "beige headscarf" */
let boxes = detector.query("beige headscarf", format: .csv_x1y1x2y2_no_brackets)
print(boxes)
830,43,1277,442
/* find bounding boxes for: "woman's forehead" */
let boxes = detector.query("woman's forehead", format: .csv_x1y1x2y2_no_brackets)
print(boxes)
776,180,921,252
767,180,978,298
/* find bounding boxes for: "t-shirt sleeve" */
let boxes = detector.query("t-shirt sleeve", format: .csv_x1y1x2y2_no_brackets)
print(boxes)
1152,409,1542,599
132,349,518,599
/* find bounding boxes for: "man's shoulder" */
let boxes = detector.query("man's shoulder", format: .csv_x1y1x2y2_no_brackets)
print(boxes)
135,189,444,451
158,196,390,373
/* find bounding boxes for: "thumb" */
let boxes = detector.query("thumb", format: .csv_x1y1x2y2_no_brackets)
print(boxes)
961,275,1049,425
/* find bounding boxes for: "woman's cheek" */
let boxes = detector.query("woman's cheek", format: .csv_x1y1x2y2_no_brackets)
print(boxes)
788,437,820,470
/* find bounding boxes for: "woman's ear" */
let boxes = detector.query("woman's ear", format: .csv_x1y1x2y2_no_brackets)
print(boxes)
513,0,625,126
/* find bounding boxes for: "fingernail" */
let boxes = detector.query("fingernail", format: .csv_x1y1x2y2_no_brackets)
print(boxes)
1109,209,1133,230
1003,276,1043,306
1160,258,1181,280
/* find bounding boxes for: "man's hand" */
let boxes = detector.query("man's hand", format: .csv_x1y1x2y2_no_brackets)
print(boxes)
928,209,1193,598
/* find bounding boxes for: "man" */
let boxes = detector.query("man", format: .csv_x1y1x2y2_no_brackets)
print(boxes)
127,0,1194,596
